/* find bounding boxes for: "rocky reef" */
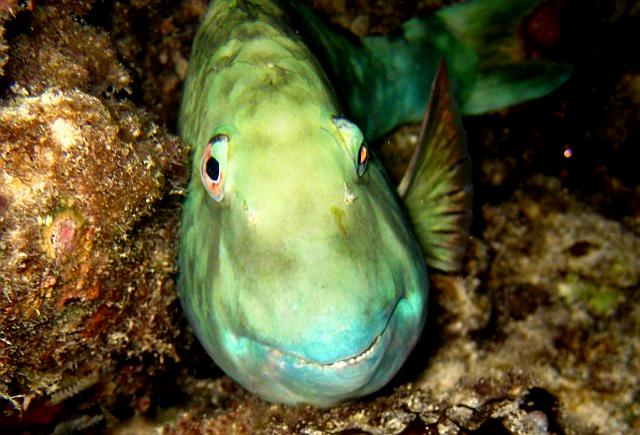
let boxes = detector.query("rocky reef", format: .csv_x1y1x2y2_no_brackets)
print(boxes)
0,1,190,430
1,0,638,434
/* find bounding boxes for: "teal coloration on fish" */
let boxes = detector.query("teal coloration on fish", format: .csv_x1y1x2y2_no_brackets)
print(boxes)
178,0,568,406
293,0,572,141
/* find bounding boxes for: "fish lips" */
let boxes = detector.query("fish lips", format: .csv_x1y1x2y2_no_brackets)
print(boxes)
231,296,423,406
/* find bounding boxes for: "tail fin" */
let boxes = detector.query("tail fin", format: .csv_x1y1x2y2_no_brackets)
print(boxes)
291,0,571,141
436,0,572,114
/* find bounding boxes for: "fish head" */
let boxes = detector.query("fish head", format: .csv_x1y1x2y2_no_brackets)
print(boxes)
180,102,428,406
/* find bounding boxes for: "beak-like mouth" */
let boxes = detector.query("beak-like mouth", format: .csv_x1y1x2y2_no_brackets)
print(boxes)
322,332,383,369
217,296,422,406
256,297,404,371
266,326,386,370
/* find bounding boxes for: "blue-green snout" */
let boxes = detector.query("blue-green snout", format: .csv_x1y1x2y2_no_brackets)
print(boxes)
203,140,427,404
181,113,429,406
213,202,428,405
232,234,404,364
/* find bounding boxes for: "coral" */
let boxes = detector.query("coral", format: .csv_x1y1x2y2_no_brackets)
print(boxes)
116,372,559,434
0,1,197,429
466,176,638,432
0,0,35,77
105,0,207,127
0,2,190,426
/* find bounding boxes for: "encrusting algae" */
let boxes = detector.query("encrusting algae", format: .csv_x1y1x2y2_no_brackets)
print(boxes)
0,2,190,426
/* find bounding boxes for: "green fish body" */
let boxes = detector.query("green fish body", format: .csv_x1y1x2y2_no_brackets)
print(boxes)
178,0,568,406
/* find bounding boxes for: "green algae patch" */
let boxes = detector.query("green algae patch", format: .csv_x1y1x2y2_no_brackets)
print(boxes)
558,274,625,317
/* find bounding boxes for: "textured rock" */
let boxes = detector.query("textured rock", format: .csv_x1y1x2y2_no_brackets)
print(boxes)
418,175,639,433
0,88,188,424
0,1,190,428
0,0,35,77
6,3,130,96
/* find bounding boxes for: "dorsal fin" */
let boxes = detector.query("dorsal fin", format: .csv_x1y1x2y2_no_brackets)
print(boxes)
398,60,472,272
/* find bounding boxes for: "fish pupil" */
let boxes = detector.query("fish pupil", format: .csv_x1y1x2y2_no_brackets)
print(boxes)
205,157,220,182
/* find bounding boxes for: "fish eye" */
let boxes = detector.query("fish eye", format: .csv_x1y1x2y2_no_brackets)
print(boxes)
200,134,228,202
356,143,369,177
331,116,368,178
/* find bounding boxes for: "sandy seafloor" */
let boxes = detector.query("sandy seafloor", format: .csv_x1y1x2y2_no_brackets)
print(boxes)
0,0,638,433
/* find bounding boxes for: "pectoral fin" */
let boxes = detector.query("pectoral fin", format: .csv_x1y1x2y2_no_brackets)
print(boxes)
398,60,472,272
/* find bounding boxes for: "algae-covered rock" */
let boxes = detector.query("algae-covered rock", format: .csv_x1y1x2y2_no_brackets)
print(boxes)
104,0,207,127
0,1,190,428
0,88,188,425
0,0,35,78
479,176,639,432
416,175,639,433
6,3,131,96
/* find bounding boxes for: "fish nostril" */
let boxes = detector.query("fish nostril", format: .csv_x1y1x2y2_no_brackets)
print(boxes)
246,208,257,223
344,183,356,204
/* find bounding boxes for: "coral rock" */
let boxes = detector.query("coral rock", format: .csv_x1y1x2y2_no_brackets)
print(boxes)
0,89,188,421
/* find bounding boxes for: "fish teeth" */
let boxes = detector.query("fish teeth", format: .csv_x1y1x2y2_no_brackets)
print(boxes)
268,332,385,370
287,333,384,370
328,333,382,368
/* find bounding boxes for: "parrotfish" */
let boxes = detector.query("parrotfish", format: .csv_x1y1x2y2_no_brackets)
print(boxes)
178,0,570,407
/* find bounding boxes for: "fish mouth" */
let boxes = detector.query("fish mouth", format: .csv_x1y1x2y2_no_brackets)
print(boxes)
256,297,403,371
320,333,383,369
217,296,422,405
266,328,386,370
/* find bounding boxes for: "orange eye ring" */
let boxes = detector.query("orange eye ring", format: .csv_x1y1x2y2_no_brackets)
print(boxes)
356,143,369,177
200,141,225,202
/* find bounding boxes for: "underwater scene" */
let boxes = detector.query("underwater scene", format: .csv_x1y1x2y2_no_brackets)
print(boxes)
0,0,638,433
